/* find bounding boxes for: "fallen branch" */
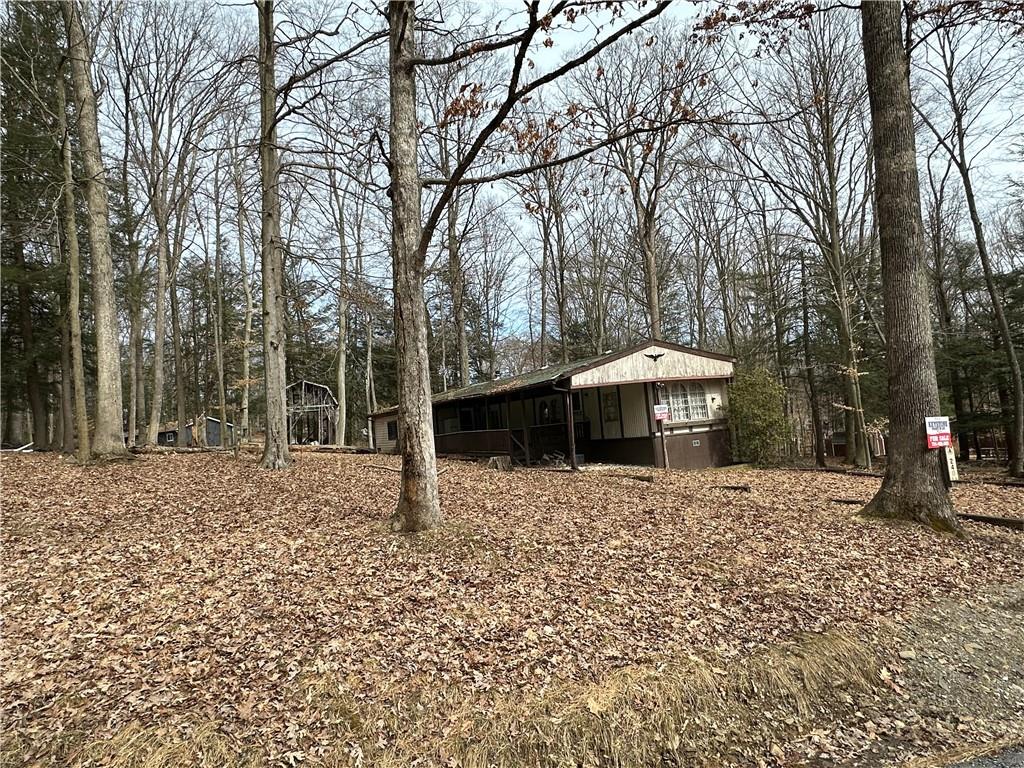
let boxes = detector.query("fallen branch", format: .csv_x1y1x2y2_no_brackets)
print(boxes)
714,484,751,492
958,513,1024,531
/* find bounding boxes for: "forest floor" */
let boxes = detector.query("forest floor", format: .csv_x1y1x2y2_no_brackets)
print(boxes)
2,452,1022,767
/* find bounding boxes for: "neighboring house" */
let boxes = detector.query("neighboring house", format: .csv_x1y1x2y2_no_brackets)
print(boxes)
156,416,234,447
369,340,735,469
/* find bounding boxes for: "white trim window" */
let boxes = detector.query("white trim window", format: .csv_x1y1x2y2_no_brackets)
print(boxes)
666,382,710,422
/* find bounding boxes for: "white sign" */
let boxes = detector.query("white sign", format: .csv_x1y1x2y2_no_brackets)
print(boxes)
943,445,959,482
925,416,951,449
654,404,670,422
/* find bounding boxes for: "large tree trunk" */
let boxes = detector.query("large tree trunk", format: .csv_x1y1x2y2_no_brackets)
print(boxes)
56,69,90,462
389,0,441,531
859,1,958,532
62,0,126,458
257,0,290,468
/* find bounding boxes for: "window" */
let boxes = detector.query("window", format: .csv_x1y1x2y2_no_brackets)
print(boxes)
666,382,709,422
387,420,398,441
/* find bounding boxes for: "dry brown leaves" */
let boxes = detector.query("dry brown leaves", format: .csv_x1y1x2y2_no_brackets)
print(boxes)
1,453,1021,766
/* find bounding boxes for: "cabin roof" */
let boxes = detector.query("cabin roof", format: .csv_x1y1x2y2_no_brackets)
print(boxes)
371,340,733,417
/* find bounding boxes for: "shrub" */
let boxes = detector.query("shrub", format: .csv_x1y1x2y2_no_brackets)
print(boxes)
727,367,789,465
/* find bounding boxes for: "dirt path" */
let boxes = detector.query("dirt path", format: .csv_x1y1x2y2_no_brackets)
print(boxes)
809,580,1024,767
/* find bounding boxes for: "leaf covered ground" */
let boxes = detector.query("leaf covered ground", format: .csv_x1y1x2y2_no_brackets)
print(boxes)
2,453,1022,766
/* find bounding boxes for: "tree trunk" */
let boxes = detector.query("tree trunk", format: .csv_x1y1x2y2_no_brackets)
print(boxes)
448,203,470,387
801,253,826,468
859,1,959,532
145,219,169,445
212,162,228,445
257,0,290,468
389,0,441,531
55,229,75,454
234,170,253,440
14,240,48,448
56,69,90,462
170,277,188,446
640,215,662,340
62,0,126,458
331,176,348,443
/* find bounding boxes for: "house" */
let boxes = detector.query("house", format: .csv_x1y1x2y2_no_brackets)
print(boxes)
156,416,234,447
369,340,735,469
286,380,339,444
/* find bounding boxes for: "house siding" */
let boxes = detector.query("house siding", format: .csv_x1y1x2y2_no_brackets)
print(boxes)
620,383,649,438
373,416,398,453
570,344,733,388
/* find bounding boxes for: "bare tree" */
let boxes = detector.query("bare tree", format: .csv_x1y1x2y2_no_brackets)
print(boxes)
859,1,958,532
388,0,671,530
61,0,126,458
916,22,1023,476
257,0,290,468
55,61,90,462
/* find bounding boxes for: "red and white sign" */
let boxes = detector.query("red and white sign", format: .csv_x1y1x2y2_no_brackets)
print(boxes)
654,404,671,422
925,416,951,449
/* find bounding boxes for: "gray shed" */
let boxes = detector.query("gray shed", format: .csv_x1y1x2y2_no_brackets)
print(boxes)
157,416,234,447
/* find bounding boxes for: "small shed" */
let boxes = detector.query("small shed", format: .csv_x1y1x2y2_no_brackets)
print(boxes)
287,380,339,445
157,416,234,447
370,340,735,469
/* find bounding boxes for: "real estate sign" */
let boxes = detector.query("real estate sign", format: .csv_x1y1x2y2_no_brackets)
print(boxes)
654,404,670,421
925,416,951,449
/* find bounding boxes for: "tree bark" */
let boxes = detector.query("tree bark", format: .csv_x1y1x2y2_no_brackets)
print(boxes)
170,271,188,446
212,160,228,445
389,0,441,531
859,1,959,532
257,0,291,468
145,216,169,445
233,163,253,440
56,68,90,462
62,0,126,458
330,174,348,444
801,253,827,468
58,255,75,454
13,239,48,448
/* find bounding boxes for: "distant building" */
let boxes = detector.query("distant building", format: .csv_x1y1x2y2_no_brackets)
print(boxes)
156,416,234,447
369,340,735,469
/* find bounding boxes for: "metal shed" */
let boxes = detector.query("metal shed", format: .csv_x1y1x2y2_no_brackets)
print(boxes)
156,416,234,447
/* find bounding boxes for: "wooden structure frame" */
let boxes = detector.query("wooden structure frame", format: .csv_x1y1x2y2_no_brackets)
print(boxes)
370,341,736,469
286,380,339,445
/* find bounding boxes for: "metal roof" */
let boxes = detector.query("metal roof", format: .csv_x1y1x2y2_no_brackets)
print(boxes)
371,340,733,417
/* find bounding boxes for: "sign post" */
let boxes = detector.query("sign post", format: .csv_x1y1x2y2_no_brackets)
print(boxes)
943,445,959,484
653,393,671,470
